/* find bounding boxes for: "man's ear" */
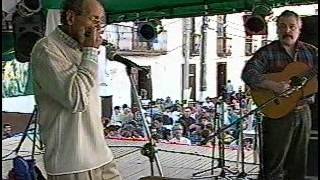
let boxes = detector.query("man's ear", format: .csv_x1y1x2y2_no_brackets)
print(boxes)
65,10,75,26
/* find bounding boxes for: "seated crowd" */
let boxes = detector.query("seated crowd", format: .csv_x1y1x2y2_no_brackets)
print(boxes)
103,91,257,150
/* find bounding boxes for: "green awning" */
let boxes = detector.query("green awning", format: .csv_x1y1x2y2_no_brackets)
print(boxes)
42,0,317,23
2,0,316,60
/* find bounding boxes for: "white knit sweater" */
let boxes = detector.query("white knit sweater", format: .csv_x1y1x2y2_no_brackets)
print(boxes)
31,27,113,175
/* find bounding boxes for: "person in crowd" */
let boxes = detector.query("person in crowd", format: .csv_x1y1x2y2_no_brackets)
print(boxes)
30,0,121,179
164,96,173,109
122,104,129,110
146,101,162,117
189,116,212,145
170,105,182,124
241,10,317,180
226,80,234,102
126,120,145,138
151,116,171,141
140,88,148,100
192,102,206,120
176,107,196,137
111,106,122,123
223,130,236,145
2,123,13,139
119,107,134,124
120,124,135,138
105,122,122,138
101,116,111,128
202,96,215,109
163,106,177,125
169,124,191,145
161,114,174,130
226,107,241,138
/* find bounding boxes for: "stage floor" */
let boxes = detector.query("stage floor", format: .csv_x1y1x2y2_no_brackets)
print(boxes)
2,136,260,179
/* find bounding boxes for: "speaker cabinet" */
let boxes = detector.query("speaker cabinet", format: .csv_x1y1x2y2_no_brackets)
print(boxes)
300,15,318,178
12,11,46,63
307,94,318,177
300,15,318,47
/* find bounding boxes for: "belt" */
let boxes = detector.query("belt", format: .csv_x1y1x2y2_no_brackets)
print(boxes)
294,96,314,110
294,104,308,111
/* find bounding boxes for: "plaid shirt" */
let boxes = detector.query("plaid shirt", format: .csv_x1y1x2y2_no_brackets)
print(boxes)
241,40,318,87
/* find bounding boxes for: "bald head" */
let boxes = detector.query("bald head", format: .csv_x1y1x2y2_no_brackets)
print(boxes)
81,0,104,14
61,0,105,25
60,0,106,46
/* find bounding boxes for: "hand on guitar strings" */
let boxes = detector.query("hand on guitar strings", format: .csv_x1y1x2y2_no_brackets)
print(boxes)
270,80,292,96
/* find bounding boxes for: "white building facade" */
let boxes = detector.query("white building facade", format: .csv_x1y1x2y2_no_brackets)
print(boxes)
2,3,317,113
107,4,317,106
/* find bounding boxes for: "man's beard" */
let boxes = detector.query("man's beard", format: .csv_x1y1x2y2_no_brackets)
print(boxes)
280,35,296,46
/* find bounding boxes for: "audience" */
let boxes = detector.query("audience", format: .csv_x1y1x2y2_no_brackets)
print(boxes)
2,123,13,139
102,93,256,149
169,124,191,145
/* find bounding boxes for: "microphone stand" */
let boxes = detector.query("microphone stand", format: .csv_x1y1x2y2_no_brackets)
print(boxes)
2,105,43,160
192,100,236,179
194,86,301,179
125,65,164,177
226,101,259,179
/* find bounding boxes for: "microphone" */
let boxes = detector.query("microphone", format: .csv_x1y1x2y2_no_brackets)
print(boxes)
102,40,149,74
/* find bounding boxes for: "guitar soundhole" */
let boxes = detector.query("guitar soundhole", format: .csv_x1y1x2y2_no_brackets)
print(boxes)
273,99,280,105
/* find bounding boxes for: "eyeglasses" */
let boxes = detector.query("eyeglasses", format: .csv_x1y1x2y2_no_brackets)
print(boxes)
278,24,298,32
77,13,107,30
86,16,106,29
84,16,107,31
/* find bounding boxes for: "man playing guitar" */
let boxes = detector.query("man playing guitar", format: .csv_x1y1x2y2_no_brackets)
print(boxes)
241,10,318,180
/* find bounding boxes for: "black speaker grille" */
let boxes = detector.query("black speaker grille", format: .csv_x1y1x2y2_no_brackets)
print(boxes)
12,11,45,63
300,15,318,46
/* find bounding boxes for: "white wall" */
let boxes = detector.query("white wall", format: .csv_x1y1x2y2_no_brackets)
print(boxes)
110,4,318,106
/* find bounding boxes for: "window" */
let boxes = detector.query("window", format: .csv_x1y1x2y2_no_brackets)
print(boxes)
106,22,167,56
245,35,253,56
181,64,196,101
190,18,201,56
261,35,269,47
216,15,224,37
216,15,232,57
190,34,201,56
217,37,232,57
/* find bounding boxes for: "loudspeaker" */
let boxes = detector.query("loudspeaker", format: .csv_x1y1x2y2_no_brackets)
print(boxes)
137,20,163,42
300,16,318,177
12,11,46,63
300,15,318,46
307,94,318,177
138,22,158,42
243,15,268,36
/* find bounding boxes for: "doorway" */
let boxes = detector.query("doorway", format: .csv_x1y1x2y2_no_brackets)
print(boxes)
216,62,227,97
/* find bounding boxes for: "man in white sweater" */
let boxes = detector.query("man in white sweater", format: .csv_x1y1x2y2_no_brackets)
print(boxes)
31,0,121,179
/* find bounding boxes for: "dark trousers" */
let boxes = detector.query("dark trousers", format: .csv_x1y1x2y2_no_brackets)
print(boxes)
262,105,312,180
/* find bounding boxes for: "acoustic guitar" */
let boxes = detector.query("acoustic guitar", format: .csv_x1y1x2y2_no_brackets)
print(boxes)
250,61,318,119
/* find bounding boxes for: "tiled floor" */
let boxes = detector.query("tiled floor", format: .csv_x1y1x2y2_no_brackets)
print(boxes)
2,137,259,179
